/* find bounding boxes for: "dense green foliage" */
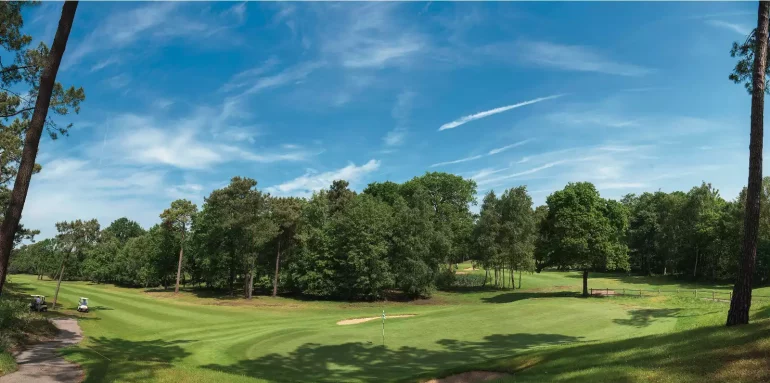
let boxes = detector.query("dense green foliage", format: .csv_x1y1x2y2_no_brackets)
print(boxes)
10,176,770,301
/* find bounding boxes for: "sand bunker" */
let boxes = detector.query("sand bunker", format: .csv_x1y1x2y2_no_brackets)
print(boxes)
424,371,511,383
337,314,416,325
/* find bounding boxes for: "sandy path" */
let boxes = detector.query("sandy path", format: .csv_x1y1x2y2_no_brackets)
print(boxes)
337,314,416,325
0,319,83,383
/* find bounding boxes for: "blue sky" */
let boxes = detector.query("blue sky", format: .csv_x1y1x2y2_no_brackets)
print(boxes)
17,1,763,238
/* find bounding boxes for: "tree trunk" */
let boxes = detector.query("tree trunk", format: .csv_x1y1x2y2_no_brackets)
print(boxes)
518,269,522,289
272,241,281,297
502,267,505,289
52,255,68,309
483,269,488,287
247,272,254,299
0,2,78,295
728,1,770,327
693,245,699,278
174,228,185,294
582,270,589,297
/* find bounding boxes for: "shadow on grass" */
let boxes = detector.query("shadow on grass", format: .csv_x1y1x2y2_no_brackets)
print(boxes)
61,337,193,383
481,291,581,304
612,309,680,328
485,318,770,383
201,333,581,382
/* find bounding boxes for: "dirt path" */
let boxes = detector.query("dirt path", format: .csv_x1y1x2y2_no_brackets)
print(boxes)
0,319,83,383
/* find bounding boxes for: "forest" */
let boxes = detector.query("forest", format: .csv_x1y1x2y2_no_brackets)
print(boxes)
10,172,770,301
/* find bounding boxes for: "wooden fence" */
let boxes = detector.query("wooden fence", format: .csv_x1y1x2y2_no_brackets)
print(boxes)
589,287,770,303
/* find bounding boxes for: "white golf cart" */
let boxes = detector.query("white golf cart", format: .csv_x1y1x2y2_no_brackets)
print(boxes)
77,297,89,313
30,295,48,312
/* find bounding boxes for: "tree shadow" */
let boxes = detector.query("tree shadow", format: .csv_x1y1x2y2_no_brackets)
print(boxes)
201,333,582,382
61,337,193,383
612,309,680,328
498,319,770,382
481,291,581,304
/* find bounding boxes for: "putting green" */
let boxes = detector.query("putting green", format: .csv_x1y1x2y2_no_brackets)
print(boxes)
8,273,688,382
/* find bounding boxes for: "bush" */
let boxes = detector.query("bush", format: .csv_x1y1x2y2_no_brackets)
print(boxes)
0,296,55,354
435,269,456,289
453,274,487,288
0,298,29,351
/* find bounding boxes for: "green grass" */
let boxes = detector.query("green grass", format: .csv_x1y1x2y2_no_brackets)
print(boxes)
6,271,770,382
0,351,16,376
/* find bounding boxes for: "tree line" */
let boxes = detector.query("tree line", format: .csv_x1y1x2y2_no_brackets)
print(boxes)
10,173,770,301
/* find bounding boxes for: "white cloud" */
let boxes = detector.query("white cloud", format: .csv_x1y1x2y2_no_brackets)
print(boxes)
24,158,170,238
267,159,381,197
439,94,563,131
596,182,647,190
512,40,652,76
100,110,314,170
430,155,484,168
705,20,751,36
488,139,533,155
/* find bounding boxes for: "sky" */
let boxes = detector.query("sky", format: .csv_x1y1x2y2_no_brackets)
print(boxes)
14,1,765,239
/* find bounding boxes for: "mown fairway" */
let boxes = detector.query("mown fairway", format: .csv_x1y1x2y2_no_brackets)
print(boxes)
8,271,770,383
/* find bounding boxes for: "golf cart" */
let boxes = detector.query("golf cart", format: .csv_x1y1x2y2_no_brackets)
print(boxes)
30,295,48,312
77,297,89,313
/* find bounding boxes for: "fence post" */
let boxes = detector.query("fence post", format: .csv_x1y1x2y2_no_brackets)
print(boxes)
590,288,593,296
606,288,609,296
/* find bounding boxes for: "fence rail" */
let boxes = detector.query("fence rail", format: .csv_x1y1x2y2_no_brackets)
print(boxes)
588,287,770,303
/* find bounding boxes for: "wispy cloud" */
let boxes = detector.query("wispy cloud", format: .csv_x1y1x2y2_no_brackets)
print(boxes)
241,62,324,96
62,2,245,70
267,159,381,197
513,40,652,76
439,94,563,131
384,90,416,146
220,57,281,92
318,3,427,69
547,111,639,128
90,57,120,72
705,20,751,36
430,155,484,168
488,139,534,155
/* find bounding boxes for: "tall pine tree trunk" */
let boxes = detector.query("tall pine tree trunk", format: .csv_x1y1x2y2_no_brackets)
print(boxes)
273,241,281,297
174,228,185,294
728,0,770,326
52,250,70,309
0,2,78,295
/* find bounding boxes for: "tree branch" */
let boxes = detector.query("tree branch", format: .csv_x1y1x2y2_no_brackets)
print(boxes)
0,107,35,119
0,65,37,75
